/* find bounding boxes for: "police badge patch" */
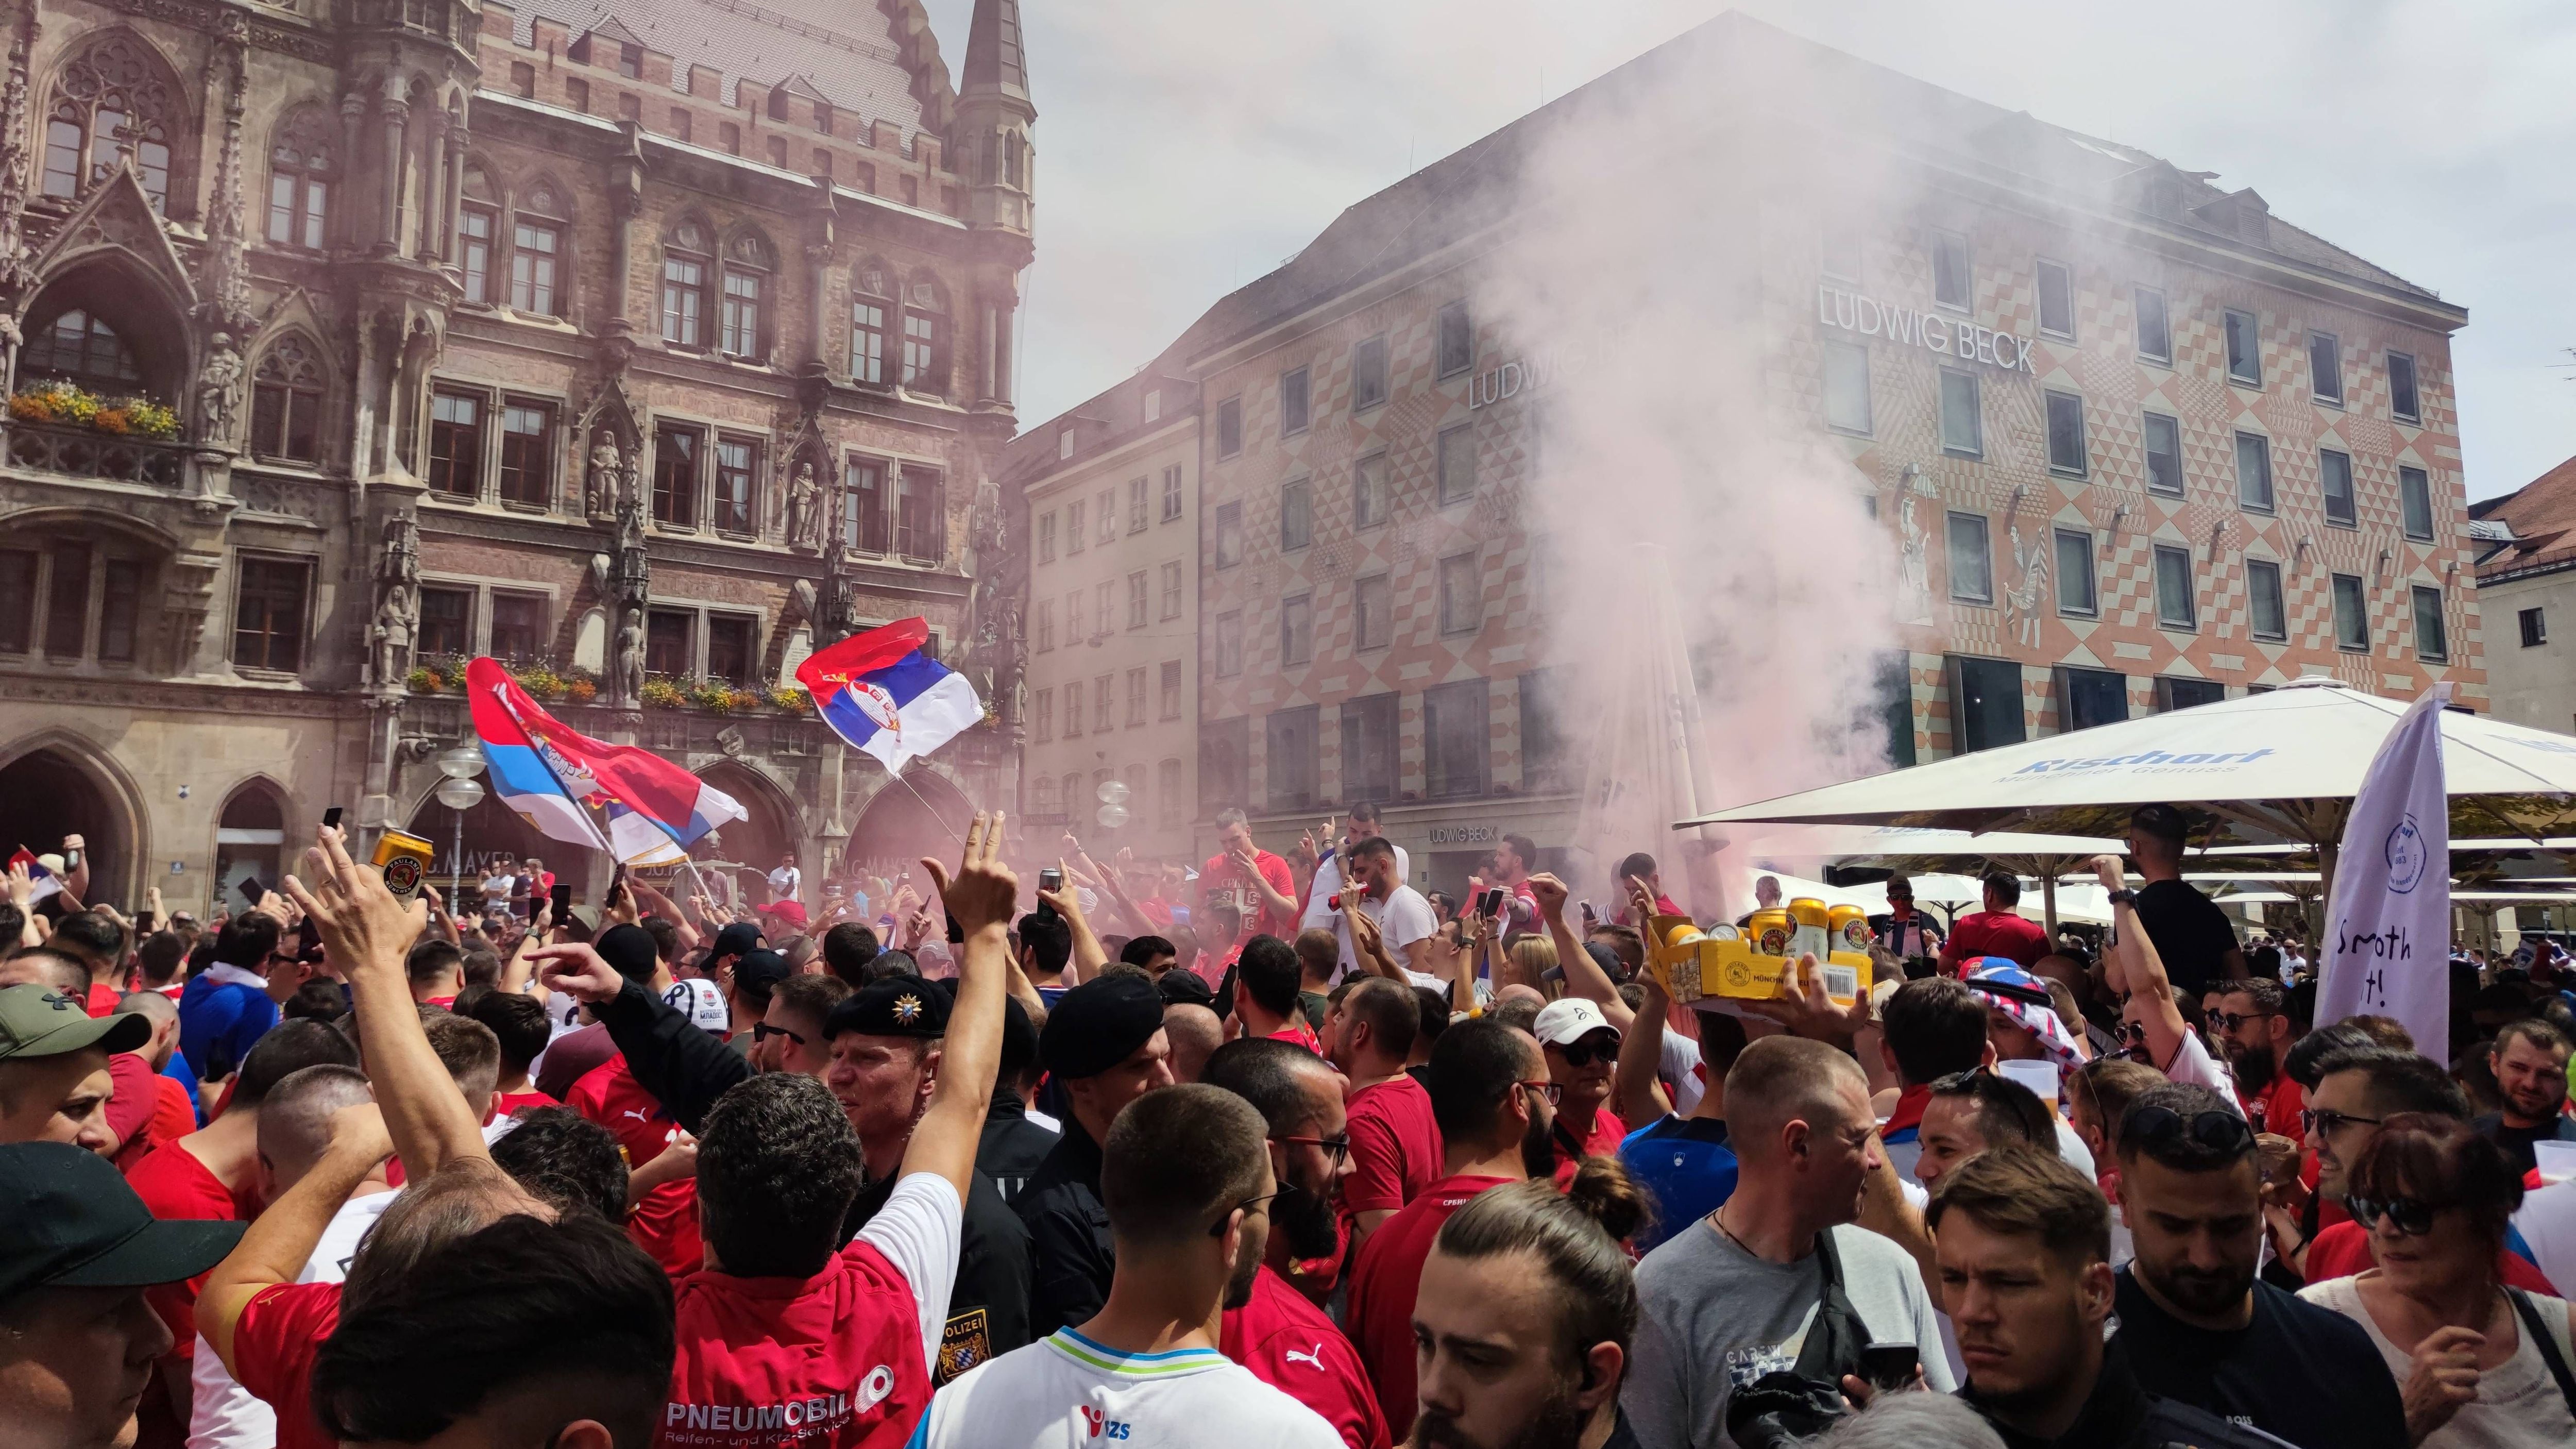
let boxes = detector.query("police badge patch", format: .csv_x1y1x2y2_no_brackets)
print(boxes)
937,1308,991,1383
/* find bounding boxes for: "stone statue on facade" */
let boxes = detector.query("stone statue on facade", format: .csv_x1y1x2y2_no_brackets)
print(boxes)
195,332,243,446
1897,493,1933,626
370,580,415,688
614,617,646,705
788,460,822,552
587,432,626,519
2004,527,2048,648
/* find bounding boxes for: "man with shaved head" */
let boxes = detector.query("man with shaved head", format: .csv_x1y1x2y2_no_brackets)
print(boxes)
1623,1036,1951,1447
1326,976,1441,1258
1163,1002,1225,1084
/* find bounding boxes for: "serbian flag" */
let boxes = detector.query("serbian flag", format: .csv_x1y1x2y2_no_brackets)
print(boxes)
5,848,60,904
464,657,745,858
795,617,983,776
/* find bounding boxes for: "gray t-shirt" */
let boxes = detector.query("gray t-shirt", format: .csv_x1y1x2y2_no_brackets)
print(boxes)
1623,1220,1953,1449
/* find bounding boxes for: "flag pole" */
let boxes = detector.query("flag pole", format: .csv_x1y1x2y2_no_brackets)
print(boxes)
890,762,968,847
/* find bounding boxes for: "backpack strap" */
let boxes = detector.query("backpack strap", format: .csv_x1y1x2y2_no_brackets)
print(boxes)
2507,1287,2576,1425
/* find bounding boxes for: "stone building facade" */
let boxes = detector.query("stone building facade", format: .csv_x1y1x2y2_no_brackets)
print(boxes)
0,0,1034,912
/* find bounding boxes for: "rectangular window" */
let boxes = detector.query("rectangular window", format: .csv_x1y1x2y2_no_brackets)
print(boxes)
428,392,483,499
44,545,87,659
1036,510,1055,564
1161,562,1182,619
1822,340,1872,435
1438,552,1480,635
2134,285,2172,363
1066,589,1084,641
458,207,494,304
1352,335,1389,411
1267,707,1320,812
1874,652,1916,768
1066,499,1086,553
2332,572,2369,651
2400,466,2435,542
1032,688,1053,742
1342,692,1398,803
842,458,888,554
661,254,704,346
1931,230,1972,310
2248,559,2287,642
718,271,762,358
1093,675,1113,729
1201,717,1248,815
670,109,690,142
900,311,944,392
1157,759,1183,824
510,221,560,315
0,549,28,653
1126,667,1146,726
1280,593,1313,666
1354,574,1391,650
2310,331,2343,403
645,609,692,676
498,403,553,508
2389,351,2421,423
2321,449,2358,527
2055,528,2096,616
2521,607,2547,648
1436,425,1477,503
1064,683,1084,737
418,586,472,656
2036,258,2075,339
897,465,945,560
1214,502,1242,568
1520,666,1575,791
2044,390,2086,475
490,593,545,663
1423,679,1490,799
1161,660,1182,720
1952,655,2026,753
2224,308,2261,385
2235,432,2274,512
1279,478,1312,551
652,427,698,526
1216,397,1243,458
1353,453,1390,529
1436,301,1473,378
1033,600,1054,652
1281,367,1311,436
1214,611,1243,677
564,77,589,113
713,437,756,533
1094,581,1114,637
2144,412,2183,496
1162,466,1183,521
2153,544,2196,629
1938,368,1981,456
2413,586,2448,662
720,122,740,156
2159,677,2225,712
1946,511,1993,603
1127,571,1147,630
231,557,309,672
850,297,888,384
1144,390,1162,423
1097,488,1117,545
2061,667,2129,731
1129,477,1147,533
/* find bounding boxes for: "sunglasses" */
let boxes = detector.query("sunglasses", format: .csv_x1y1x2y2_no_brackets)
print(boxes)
751,1022,808,1046
2126,1104,2252,1156
1274,1133,1351,1167
1549,1039,1617,1068
2345,1194,2444,1236
2216,1010,2278,1033
2299,1106,2386,1137
1517,1078,1565,1106
1209,1188,1283,1238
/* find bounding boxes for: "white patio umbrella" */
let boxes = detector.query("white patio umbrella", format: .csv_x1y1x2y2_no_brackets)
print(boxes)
1694,824,2123,935
1691,678,2576,906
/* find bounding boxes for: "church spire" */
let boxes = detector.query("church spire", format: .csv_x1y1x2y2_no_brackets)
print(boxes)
960,0,1030,112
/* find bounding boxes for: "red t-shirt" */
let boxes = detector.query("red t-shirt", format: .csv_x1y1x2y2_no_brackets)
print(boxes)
1346,1173,1512,1441
487,1087,561,1123
1941,910,2050,969
85,981,120,1016
2304,1220,2560,1294
1200,850,1299,940
1222,1264,1392,1449
2243,1075,2307,1140
124,1140,256,1362
1267,1023,1324,1055
106,1051,160,1158
1550,1104,1628,1189
233,1281,342,1449
566,1054,702,1276
665,1240,930,1448
1343,1075,1444,1218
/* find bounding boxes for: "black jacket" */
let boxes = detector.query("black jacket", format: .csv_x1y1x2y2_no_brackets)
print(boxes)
980,1095,1060,1207
1962,1339,2297,1449
592,979,1033,1378
1016,1115,1114,1335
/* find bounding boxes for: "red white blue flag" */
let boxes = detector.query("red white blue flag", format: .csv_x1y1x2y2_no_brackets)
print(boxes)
795,617,984,776
464,657,744,861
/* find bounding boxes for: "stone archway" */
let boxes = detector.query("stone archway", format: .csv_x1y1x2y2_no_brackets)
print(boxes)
694,760,803,905
0,732,148,911
844,768,973,878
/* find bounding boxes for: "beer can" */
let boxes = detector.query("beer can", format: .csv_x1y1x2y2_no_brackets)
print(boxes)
1747,908,1792,956
1829,904,1873,952
371,828,435,901
1788,897,1832,961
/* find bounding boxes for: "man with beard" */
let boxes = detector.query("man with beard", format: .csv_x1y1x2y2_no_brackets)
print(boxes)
2474,1018,2576,1178
1347,1020,1554,1442
2107,1083,2405,1449
912,1084,1341,1448
2213,978,2305,1136
1413,1177,1650,1449
1204,1039,1391,1449
1938,1148,2282,1449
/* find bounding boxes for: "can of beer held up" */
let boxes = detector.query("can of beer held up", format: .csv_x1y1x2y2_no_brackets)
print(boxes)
371,829,435,902
1829,904,1873,953
1787,897,1832,961
1747,908,1792,956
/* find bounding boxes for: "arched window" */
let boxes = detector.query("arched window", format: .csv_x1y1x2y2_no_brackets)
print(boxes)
214,785,288,905
20,309,141,393
265,106,333,249
659,217,710,347
42,35,179,213
250,335,326,463
900,275,948,394
720,231,773,360
510,181,566,316
849,258,893,385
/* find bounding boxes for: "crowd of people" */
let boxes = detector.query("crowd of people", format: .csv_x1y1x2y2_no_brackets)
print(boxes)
6,796,2576,1449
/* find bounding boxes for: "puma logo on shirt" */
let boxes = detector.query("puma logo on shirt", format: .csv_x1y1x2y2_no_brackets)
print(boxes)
1282,1344,1325,1371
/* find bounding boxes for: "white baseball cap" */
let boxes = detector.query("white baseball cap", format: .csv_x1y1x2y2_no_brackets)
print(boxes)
1532,998,1619,1048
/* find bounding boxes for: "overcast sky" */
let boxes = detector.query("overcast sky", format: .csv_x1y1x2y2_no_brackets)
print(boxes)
918,1,2576,501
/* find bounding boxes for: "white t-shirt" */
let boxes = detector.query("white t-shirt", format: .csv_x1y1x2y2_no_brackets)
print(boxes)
2157,1028,2245,1111
1298,846,1413,933
1660,1031,1707,1117
190,1189,397,1449
860,1172,965,1366
768,865,802,900
1331,884,1437,981
910,1328,1342,1449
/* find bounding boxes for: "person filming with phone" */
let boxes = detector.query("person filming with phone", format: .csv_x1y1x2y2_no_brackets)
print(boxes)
1333,839,1438,985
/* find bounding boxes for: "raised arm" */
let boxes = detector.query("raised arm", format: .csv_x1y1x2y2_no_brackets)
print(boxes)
1037,869,1109,983
2093,854,2187,1069
1531,872,1633,1034
497,901,551,993
534,944,749,1135
1613,972,1676,1131
201,1101,391,1373
283,828,485,1176
904,813,1013,1199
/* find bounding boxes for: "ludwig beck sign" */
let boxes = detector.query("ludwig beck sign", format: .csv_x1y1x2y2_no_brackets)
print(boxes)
1816,285,2033,374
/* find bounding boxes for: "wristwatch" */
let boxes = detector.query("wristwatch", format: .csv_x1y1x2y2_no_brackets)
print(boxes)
2106,888,2136,906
